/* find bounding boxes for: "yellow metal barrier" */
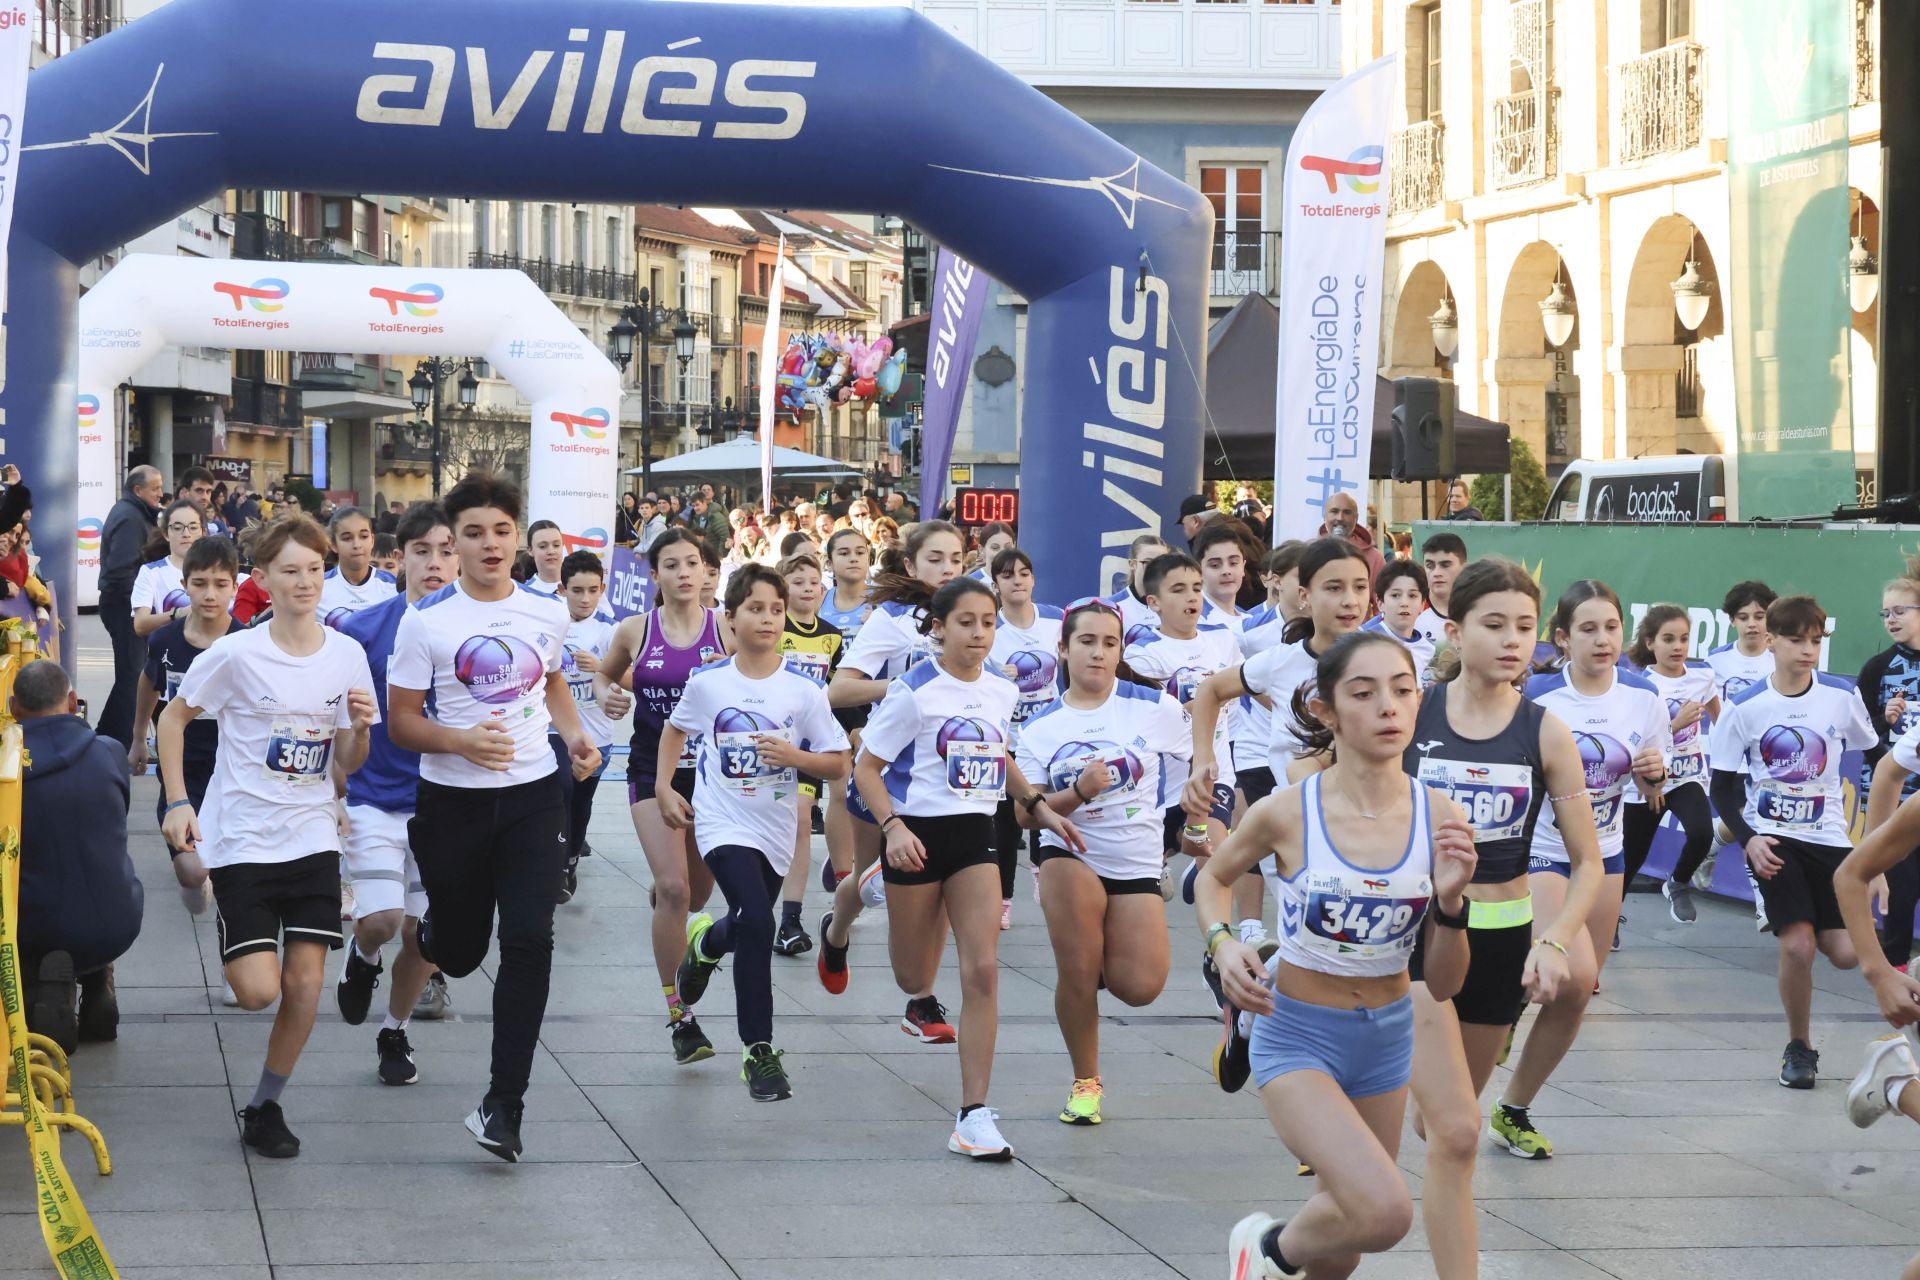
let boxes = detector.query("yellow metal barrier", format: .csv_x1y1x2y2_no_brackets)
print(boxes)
0,634,121,1277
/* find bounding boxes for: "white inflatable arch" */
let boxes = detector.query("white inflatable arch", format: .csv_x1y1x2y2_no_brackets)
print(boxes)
77,255,623,603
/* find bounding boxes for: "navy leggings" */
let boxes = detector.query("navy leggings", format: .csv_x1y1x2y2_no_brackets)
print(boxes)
701,844,783,1046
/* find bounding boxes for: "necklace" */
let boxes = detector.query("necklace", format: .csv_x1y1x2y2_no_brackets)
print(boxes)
1330,772,1386,821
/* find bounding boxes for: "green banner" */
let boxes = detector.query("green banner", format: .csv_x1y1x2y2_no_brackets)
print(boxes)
1413,523,1920,674
1726,1,1854,519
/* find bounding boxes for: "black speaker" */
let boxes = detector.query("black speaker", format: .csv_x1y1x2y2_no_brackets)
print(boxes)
1390,377,1455,481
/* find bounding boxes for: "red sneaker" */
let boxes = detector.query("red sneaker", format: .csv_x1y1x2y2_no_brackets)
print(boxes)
901,995,956,1044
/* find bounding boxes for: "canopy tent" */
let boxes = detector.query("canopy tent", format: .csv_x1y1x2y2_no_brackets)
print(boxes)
626,438,863,492
1202,294,1511,480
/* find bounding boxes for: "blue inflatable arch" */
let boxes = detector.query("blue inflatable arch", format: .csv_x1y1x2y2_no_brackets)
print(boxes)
8,0,1211,632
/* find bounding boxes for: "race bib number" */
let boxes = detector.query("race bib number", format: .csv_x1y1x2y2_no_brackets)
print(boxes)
716,729,794,793
263,723,332,786
1756,784,1824,829
1591,794,1625,836
946,740,1006,800
1299,877,1429,960
1669,748,1706,783
1013,690,1051,725
567,675,596,707
1174,670,1204,704
1418,759,1532,843
784,652,831,683
678,734,700,771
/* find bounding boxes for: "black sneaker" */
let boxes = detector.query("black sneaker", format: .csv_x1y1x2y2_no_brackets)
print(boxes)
817,910,849,994
335,947,383,1026
774,916,814,956
558,853,580,905
820,862,843,893
465,1096,525,1162
76,965,119,1043
27,951,77,1053
1201,954,1226,1010
742,1042,792,1101
1780,1038,1819,1090
376,1027,418,1086
238,1100,300,1158
1213,1002,1251,1094
670,1016,715,1065
1611,915,1624,953
811,807,826,836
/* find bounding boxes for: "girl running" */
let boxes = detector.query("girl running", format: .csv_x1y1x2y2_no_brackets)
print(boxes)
817,527,874,890
1624,604,1721,924
1499,581,1668,1158
1398,557,1602,1278
967,521,1016,585
820,521,967,1042
132,498,206,637
521,519,569,599
1203,632,1477,1280
989,546,1064,928
854,577,1084,1158
317,506,396,625
594,528,729,1065
1855,568,1920,969
1014,596,1186,1126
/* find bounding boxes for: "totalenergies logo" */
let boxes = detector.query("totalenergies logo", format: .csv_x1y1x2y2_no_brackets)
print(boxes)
1299,146,1384,195
77,519,103,552
0,10,27,30
213,278,290,312
563,528,610,553
77,394,99,429
370,283,443,317
550,407,610,440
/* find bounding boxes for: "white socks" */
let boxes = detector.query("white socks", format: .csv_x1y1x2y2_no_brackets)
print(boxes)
381,1013,408,1034
1889,1075,1912,1111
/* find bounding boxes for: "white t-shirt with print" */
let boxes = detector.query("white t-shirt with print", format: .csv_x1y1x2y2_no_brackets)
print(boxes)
1125,625,1241,797
319,566,399,627
1709,673,1875,848
388,581,569,789
991,605,1065,728
1634,661,1719,796
1524,668,1669,861
838,600,935,683
1240,639,1322,775
560,613,621,749
860,660,1019,818
132,557,188,616
176,625,375,869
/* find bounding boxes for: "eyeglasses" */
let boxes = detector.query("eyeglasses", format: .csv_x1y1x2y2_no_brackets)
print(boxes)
1882,605,1920,621
165,523,201,534
1063,595,1122,619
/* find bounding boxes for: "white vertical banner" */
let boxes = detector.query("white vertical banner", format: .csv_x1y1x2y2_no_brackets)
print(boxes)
755,234,786,508
1272,54,1396,542
0,10,28,324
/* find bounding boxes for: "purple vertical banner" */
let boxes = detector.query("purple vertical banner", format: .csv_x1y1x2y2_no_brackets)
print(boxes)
605,546,654,619
919,246,991,518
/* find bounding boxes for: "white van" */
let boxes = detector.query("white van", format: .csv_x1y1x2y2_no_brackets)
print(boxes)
1544,455,1727,523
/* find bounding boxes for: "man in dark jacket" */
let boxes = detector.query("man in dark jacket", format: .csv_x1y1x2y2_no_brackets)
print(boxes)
16,660,142,1050
687,492,731,558
96,464,165,748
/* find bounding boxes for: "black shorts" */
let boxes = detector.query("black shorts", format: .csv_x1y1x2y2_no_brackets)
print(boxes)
883,812,998,886
628,766,697,807
1756,837,1850,935
1410,914,1532,1027
210,851,344,963
799,772,822,801
1238,766,1278,806
1031,844,1161,895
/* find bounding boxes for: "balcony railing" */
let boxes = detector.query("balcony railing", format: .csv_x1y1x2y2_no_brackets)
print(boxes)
376,422,436,470
1210,230,1279,297
1491,87,1559,189
468,252,638,303
233,212,300,262
1390,120,1445,216
1855,0,1879,105
229,378,301,432
1617,42,1704,164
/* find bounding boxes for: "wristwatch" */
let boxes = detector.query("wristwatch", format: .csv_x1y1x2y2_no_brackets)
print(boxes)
1429,897,1470,930
1021,790,1047,815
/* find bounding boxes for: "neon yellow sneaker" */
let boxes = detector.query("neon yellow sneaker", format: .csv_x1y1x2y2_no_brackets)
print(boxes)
1059,1076,1103,1125
1489,1102,1552,1158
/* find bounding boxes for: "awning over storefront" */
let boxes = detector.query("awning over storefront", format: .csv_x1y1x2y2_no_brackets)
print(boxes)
299,389,418,421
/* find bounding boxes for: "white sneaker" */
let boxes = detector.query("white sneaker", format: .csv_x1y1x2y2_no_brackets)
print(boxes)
1690,846,1718,893
221,979,240,1007
999,898,1012,931
1238,919,1268,948
948,1107,1014,1161
858,860,887,910
179,880,211,916
1228,1213,1301,1279
1847,1033,1920,1129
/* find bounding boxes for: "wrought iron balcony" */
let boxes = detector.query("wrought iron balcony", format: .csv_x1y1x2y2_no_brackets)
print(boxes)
229,377,301,432
232,212,299,262
377,422,436,470
468,251,638,303
1617,41,1703,164
1210,231,1280,298
1491,87,1559,190
1390,120,1445,216
1855,0,1879,105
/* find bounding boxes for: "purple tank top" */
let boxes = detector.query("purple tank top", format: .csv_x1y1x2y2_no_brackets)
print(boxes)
628,607,726,775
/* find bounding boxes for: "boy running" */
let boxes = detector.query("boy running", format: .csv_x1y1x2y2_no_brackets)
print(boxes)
773,551,843,954
554,549,630,902
158,515,377,1158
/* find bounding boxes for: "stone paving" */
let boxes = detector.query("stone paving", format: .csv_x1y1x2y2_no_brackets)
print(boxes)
0,621,1912,1277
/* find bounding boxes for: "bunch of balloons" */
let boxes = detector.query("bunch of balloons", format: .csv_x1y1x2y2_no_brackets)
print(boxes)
774,332,908,419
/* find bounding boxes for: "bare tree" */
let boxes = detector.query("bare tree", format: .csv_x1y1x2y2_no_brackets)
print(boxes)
437,406,530,489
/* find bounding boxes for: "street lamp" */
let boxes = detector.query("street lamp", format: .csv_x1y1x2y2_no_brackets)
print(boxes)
1428,295,1459,362
1539,268,1576,350
409,357,480,496
607,288,678,493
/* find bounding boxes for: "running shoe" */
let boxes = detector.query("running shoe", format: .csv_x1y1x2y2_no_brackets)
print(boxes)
1779,1038,1820,1089
1228,1213,1303,1279
1497,1020,1517,1067
1256,938,1280,965
1489,1102,1553,1158
1691,846,1718,892
1847,1034,1920,1128
820,862,843,893
466,1096,525,1162
221,978,240,1008
774,916,814,956
335,947,383,1026
1060,1076,1103,1125
670,1016,715,1065
817,910,849,995
1295,1162,1314,1177
1158,861,1174,902
239,1101,301,1159
1663,879,1697,924
376,1026,418,1086
859,860,887,909
1000,898,1013,931
1611,914,1623,953
413,972,452,1021
558,853,580,905
902,995,957,1044
741,1042,792,1102
1180,860,1200,905
948,1107,1014,1160
1213,1003,1251,1094
676,912,720,1007
1201,954,1226,1010
180,880,211,915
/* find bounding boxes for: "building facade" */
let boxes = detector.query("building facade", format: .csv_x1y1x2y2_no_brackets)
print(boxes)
1352,0,1883,512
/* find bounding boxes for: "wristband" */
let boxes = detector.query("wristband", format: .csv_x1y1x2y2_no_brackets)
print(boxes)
1021,790,1047,815
879,814,902,833
1429,898,1469,930
1534,937,1569,958
1072,776,1092,803
1204,922,1233,956
164,798,193,815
